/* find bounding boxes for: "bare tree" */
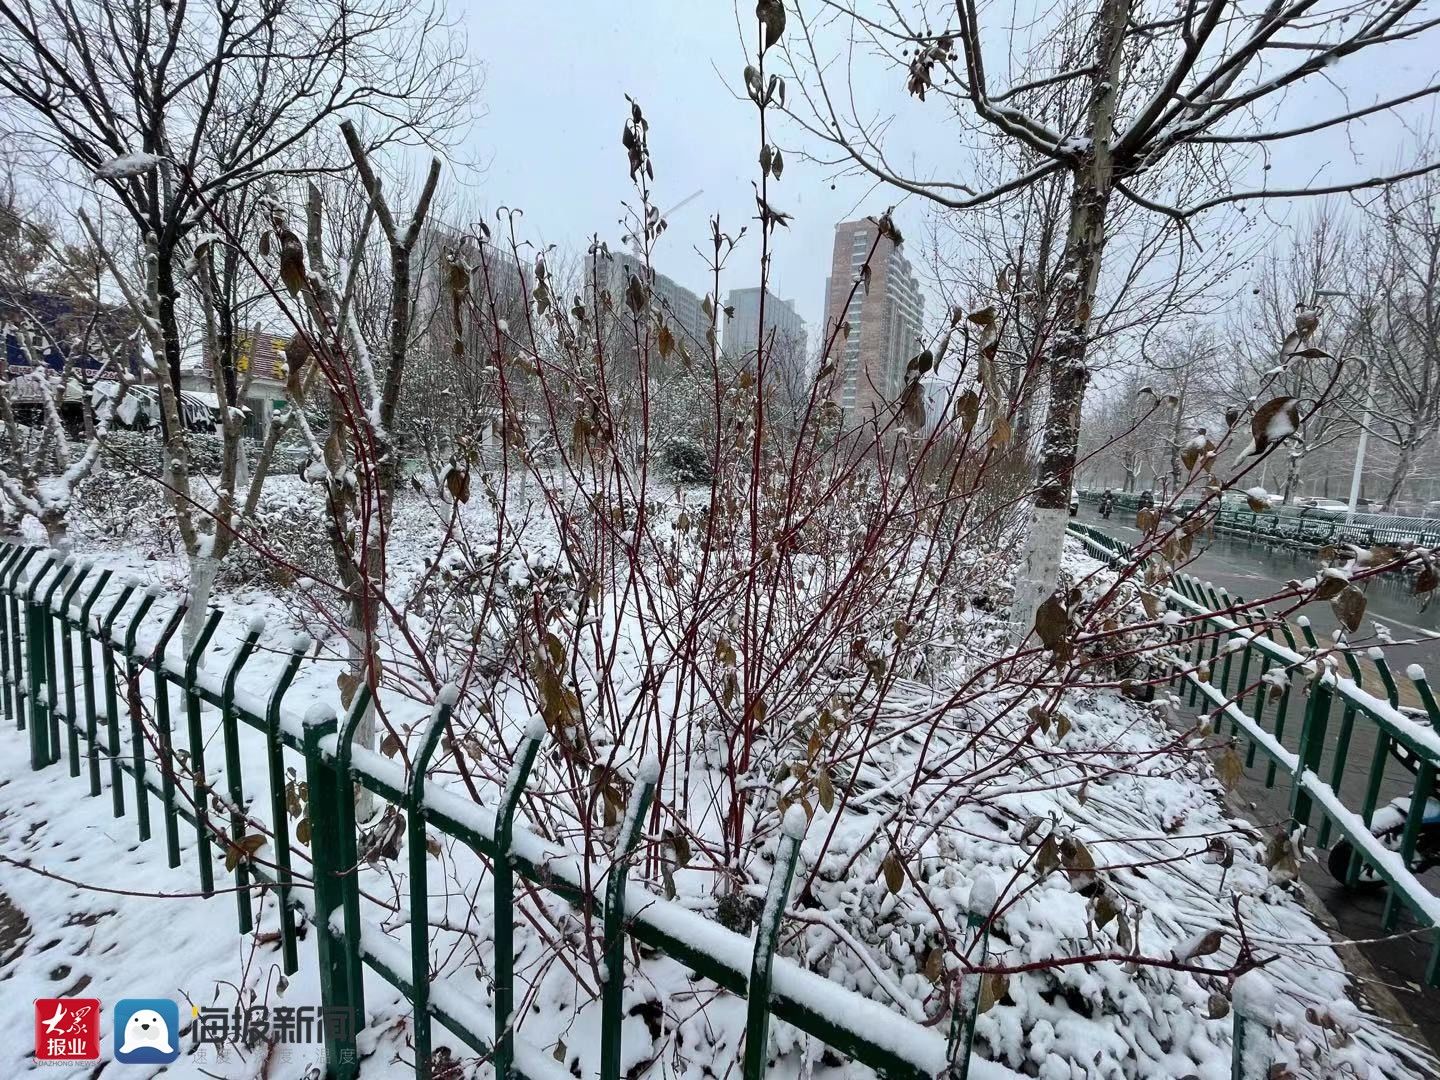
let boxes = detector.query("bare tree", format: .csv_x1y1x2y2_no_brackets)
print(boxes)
785,0,1440,635
0,0,471,640
0,186,132,542
1356,171,1440,509
1234,207,1363,503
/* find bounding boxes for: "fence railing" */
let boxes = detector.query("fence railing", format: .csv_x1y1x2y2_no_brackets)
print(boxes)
0,539,1035,1080
1079,491,1440,552
1068,521,1440,986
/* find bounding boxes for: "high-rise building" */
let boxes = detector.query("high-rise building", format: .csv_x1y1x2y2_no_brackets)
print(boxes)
821,219,924,418
722,287,808,385
410,222,534,440
588,249,709,356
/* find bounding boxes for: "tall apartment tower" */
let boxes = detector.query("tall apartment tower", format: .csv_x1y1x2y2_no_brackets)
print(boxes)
588,249,709,355
821,219,924,418
722,286,808,383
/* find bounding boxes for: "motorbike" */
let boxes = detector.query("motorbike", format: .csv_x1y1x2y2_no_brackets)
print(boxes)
1326,711,1440,889
1327,798,1440,888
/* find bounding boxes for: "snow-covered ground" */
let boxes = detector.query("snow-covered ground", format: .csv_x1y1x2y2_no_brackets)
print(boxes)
1,496,1436,1078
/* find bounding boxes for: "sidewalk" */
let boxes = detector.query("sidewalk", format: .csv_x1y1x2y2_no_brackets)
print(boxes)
1225,757,1440,1059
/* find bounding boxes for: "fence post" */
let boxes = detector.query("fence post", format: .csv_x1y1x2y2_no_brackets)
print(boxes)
1231,970,1275,1080
24,553,58,769
406,686,456,1080
77,568,113,797
302,704,360,1080
0,545,25,724
220,618,265,933
743,809,805,1080
39,556,72,766
122,586,161,841
1290,672,1333,836
492,718,544,1080
947,873,996,1079
97,581,137,816
265,635,310,975
149,602,189,868
184,609,224,895
600,760,658,1080
3,546,38,727
56,561,92,777
335,684,374,1027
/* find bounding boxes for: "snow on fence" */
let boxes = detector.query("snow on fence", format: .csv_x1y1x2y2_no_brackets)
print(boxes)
0,540,1037,1080
1068,521,1440,987
1079,490,1440,552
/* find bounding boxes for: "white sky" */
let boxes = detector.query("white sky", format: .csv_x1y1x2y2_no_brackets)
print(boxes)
457,3,921,337
457,2,1438,347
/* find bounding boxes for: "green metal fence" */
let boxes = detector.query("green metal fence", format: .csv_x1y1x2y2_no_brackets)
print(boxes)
1079,491,1440,552
0,540,1033,1080
1068,521,1440,985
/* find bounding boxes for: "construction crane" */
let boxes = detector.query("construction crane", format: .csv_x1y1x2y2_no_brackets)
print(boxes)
627,189,703,256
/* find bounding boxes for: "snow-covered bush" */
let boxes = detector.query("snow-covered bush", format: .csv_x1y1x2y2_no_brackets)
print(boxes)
99,429,226,476
215,477,334,591
659,432,712,482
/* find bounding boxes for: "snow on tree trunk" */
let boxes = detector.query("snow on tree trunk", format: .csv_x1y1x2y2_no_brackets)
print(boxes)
183,553,219,654
1383,438,1415,511
1010,0,1128,640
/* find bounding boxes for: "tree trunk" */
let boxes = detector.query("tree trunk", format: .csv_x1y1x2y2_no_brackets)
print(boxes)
1383,440,1415,511
1010,0,1129,638
1281,451,1301,504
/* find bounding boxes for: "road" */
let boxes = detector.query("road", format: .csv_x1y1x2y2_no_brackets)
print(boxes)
1073,502,1440,676
1072,503,1440,1054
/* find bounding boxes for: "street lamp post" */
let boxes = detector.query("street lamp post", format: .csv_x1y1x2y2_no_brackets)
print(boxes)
1344,361,1373,527
1313,289,1368,527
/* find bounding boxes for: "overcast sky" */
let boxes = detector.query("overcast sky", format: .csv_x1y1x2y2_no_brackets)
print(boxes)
456,2,1438,348
456,3,923,337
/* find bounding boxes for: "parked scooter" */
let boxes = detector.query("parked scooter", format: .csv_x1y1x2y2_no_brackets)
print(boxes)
1327,796,1440,889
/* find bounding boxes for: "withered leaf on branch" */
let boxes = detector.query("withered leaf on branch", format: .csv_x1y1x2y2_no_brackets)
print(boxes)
988,417,1012,449
882,851,905,893
1176,927,1224,961
955,389,980,432
1033,593,1068,650
923,947,943,984
756,0,786,50
1243,397,1300,458
875,209,903,246
1091,888,1120,930
1331,584,1367,633
625,273,648,314
444,465,470,504
1180,436,1215,473
1414,562,1439,596
1204,836,1234,869
899,382,926,430
977,972,1009,1014
278,229,306,297
1060,835,1097,892
1034,833,1060,878
1313,573,1347,602
1216,747,1244,792
817,768,835,812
